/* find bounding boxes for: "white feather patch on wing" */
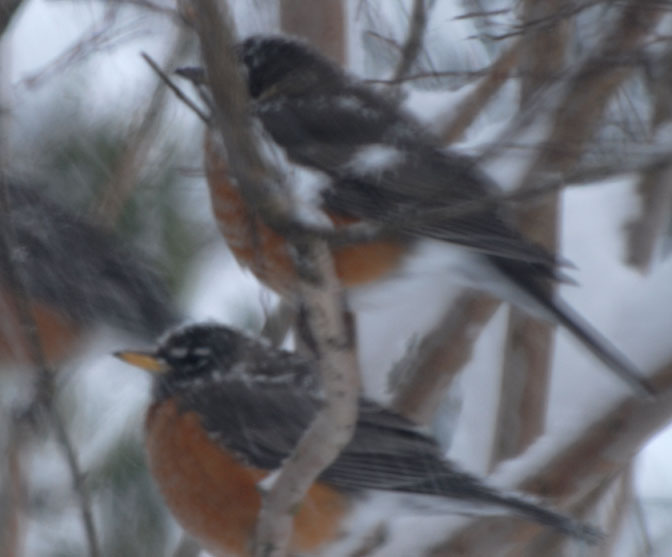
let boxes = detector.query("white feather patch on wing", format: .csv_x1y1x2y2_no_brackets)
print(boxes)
344,144,406,177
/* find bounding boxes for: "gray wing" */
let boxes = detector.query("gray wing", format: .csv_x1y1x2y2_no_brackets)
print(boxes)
257,89,559,269
2,180,178,337
185,385,600,542
184,379,478,496
323,400,486,495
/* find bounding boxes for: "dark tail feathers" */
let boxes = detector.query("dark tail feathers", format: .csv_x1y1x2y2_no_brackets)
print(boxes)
495,260,654,398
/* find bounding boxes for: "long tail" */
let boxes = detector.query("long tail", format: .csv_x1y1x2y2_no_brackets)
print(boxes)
478,487,603,544
494,259,654,397
408,472,602,543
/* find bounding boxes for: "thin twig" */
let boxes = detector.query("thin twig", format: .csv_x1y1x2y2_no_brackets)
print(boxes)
392,0,428,81
454,8,510,21
365,68,504,85
18,9,140,91
517,0,666,187
142,52,210,125
94,29,194,226
440,40,521,144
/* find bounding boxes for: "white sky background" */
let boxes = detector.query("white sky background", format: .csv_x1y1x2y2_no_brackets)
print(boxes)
3,0,672,555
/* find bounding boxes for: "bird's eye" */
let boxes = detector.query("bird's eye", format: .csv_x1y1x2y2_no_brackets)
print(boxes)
192,346,212,357
167,346,189,359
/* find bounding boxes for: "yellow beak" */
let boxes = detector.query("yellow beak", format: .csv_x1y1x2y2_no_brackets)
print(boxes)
114,350,168,374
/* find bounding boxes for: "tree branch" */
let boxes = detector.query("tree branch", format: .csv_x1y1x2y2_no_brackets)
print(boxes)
522,465,633,557
0,0,22,37
390,293,499,424
392,0,428,81
490,0,571,469
432,358,672,555
254,238,358,557
281,0,346,65
519,0,665,185
94,28,194,226
184,3,359,556
0,416,27,557
624,41,672,272
440,41,521,144
624,161,672,273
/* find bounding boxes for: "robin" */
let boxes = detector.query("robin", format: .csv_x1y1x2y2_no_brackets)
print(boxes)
0,179,178,365
116,322,600,556
178,35,652,397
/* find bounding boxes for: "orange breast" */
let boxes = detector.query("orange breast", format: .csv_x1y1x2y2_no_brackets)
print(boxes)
145,399,349,557
0,289,82,366
204,131,407,295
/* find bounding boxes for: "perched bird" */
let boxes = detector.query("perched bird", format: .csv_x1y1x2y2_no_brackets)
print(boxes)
0,179,178,365
179,34,652,397
116,322,600,556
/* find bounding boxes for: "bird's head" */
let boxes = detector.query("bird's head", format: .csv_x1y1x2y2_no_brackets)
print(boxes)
176,34,344,101
237,34,343,98
115,323,243,386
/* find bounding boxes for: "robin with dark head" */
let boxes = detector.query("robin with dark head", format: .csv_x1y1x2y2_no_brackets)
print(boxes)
116,322,600,556
179,34,652,397
0,180,178,365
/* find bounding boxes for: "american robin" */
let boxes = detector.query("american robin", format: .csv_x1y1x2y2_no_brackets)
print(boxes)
179,34,652,397
116,322,600,556
0,179,178,365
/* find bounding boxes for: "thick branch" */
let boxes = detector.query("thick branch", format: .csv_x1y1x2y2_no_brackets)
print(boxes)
624,162,672,273
491,0,571,468
185,3,359,556
625,42,672,272
281,0,345,65
254,239,358,557
184,0,293,233
391,293,499,424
